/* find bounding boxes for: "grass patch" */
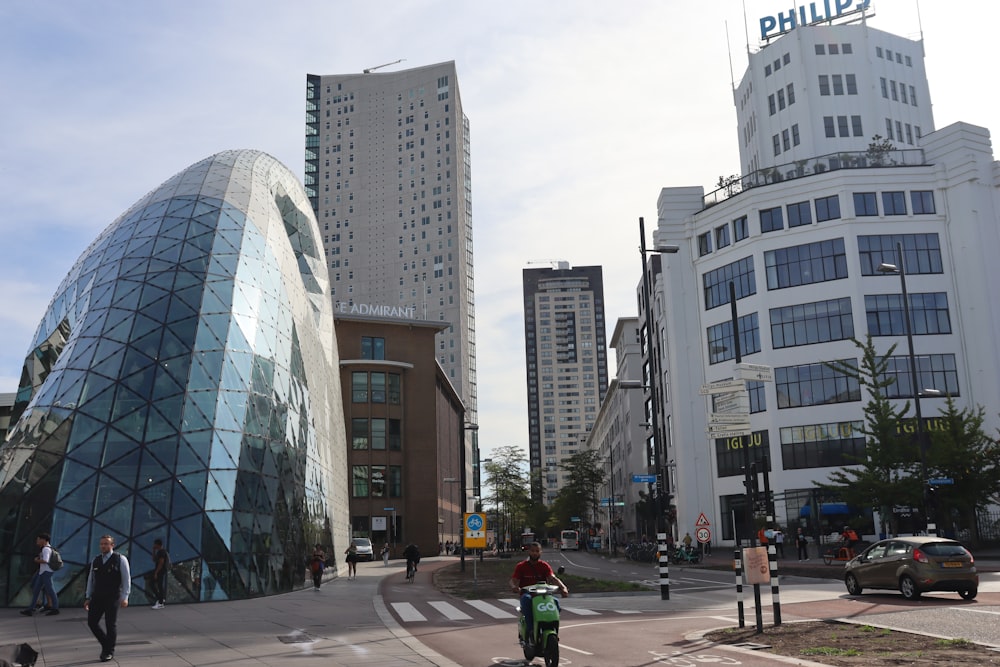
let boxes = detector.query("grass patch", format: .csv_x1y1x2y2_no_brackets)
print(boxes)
802,647,862,656
936,638,972,647
859,625,891,636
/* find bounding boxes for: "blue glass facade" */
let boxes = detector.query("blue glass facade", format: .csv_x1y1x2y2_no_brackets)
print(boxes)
0,150,348,606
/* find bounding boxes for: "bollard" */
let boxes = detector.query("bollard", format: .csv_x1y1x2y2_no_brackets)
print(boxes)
657,533,670,600
768,543,781,625
733,548,745,628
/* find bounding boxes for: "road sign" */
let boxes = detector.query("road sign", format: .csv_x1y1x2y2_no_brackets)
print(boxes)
695,513,711,526
706,426,752,439
632,474,657,483
696,527,712,544
713,391,749,413
600,499,625,507
699,379,746,395
735,362,774,382
928,477,954,485
709,412,752,425
464,512,486,548
571,516,581,523
383,507,395,511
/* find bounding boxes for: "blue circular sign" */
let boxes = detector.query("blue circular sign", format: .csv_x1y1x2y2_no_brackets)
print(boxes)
466,514,483,531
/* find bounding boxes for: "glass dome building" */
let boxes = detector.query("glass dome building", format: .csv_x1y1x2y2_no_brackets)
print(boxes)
0,150,349,606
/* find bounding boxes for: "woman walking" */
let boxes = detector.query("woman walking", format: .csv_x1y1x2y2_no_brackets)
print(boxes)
344,542,358,579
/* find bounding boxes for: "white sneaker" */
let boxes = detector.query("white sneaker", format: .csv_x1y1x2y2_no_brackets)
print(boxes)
152,602,164,609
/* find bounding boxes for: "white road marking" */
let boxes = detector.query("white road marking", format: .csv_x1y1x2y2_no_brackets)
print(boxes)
429,601,472,620
561,606,600,616
390,602,426,622
466,599,515,618
954,607,1000,616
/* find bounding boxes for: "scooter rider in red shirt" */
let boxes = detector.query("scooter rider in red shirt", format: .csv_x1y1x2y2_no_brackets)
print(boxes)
509,542,568,641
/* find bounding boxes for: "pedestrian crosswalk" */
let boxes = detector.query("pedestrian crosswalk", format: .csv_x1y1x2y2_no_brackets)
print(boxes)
387,598,649,624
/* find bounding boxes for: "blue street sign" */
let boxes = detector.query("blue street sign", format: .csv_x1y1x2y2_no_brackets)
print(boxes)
928,478,954,485
632,474,656,483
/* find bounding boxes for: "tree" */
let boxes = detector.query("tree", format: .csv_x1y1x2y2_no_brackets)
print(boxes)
551,450,606,531
819,336,915,536
482,446,532,551
866,134,896,166
924,397,1000,543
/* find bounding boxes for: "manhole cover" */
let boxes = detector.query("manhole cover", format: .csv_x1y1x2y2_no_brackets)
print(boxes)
278,632,317,644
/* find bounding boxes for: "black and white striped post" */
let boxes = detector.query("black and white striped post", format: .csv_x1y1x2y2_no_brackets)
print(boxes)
733,548,745,628
767,544,781,625
657,532,670,600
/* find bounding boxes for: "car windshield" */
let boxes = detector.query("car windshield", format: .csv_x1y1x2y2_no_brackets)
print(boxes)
353,539,371,548
921,542,968,557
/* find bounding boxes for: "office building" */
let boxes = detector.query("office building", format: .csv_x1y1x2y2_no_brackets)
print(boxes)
523,263,609,503
0,150,349,606
651,13,1000,545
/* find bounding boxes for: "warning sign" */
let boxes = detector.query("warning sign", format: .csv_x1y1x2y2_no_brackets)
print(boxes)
695,513,711,527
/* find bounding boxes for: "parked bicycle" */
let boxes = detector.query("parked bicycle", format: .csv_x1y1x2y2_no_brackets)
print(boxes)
671,545,701,564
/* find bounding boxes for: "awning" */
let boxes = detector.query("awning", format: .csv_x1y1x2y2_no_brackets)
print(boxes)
800,502,850,517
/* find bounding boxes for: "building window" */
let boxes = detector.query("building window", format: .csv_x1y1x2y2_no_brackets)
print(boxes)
770,297,854,348
768,94,776,116
716,224,731,249
734,216,749,242
882,191,907,216
352,371,368,402
370,372,386,403
780,421,865,469
389,419,402,450
777,88,786,110
818,75,830,96
361,336,385,359
911,191,936,214
858,233,943,276
773,134,781,156
787,84,795,105
815,44,825,55
714,431,770,478
787,201,812,228
815,194,841,222
885,118,894,140
845,73,857,94
851,115,863,137
698,231,713,257
832,74,844,95
760,206,784,233
880,77,888,98
352,465,369,496
388,373,402,404
371,465,386,497
352,418,369,449
371,418,387,449
792,123,800,145
882,354,960,398
782,129,790,151
823,116,836,138
703,256,756,310
866,293,951,336
853,192,878,216
775,360,861,408
764,238,848,290
707,313,760,364
837,116,850,137
389,466,402,496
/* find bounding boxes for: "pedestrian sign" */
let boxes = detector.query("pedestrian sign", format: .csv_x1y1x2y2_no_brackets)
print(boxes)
695,512,711,527
463,512,486,548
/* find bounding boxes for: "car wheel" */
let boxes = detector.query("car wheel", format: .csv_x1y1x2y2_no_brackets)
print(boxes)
845,573,863,596
958,588,977,600
899,575,921,600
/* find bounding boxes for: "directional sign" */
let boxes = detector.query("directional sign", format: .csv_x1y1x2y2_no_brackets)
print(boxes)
713,391,749,414
928,477,954,485
464,512,486,548
709,412,752,425
706,426,752,439
632,474,657,483
383,507,395,511
699,379,746,395
735,362,774,382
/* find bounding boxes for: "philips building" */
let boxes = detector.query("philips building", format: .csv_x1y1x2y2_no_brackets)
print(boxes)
650,11,1000,545
0,150,350,606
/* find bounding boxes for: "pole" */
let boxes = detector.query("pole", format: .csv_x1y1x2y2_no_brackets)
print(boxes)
460,417,468,572
894,242,934,536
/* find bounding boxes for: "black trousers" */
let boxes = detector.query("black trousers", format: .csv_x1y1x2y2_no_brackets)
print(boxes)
87,598,120,655
151,572,167,604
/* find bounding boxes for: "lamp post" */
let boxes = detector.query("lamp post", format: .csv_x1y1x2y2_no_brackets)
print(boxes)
636,216,679,538
459,421,479,571
877,242,936,536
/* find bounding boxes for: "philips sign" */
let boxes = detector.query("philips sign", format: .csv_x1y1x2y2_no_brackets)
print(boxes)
760,0,870,40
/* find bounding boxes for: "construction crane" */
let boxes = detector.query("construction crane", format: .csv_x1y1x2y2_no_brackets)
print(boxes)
363,59,405,74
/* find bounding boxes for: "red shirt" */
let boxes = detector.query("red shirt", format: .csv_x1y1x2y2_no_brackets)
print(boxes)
512,558,554,588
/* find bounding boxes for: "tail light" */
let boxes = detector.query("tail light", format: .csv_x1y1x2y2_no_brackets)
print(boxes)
912,547,929,563
965,548,975,565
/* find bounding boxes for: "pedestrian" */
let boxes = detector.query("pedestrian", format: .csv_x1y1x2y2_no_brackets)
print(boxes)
796,528,809,561
310,544,326,590
381,542,390,567
20,532,59,616
150,538,170,608
682,532,693,549
85,534,131,663
344,541,358,579
774,529,785,558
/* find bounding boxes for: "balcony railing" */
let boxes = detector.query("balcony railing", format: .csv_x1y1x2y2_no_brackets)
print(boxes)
703,148,926,209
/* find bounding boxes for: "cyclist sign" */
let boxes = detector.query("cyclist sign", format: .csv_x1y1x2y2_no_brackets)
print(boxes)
464,512,486,548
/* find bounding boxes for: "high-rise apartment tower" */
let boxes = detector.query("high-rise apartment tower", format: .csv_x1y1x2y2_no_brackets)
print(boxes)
523,263,608,503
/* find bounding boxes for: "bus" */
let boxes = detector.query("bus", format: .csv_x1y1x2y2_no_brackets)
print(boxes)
560,529,580,551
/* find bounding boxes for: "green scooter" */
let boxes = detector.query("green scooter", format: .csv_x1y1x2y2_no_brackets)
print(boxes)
517,582,561,666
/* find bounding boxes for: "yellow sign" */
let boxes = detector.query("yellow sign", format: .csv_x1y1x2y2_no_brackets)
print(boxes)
463,512,487,548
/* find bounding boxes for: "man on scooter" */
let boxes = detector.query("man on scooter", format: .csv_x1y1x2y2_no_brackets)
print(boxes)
509,542,568,642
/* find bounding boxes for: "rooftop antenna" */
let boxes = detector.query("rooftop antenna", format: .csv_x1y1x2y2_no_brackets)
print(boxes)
726,20,736,98
742,0,751,56
363,59,405,74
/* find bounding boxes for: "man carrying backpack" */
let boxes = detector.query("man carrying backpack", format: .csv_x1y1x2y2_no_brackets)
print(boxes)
151,539,170,609
20,532,60,616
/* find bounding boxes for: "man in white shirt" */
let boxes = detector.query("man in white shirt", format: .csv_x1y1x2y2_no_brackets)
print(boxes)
84,535,131,663
20,532,59,616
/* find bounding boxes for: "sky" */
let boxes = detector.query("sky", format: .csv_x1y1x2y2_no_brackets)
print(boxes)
2,0,999,464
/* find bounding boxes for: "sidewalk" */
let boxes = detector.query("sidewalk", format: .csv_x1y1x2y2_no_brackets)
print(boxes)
0,559,459,667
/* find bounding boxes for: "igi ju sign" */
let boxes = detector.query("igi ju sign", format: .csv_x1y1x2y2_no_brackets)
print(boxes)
759,0,871,40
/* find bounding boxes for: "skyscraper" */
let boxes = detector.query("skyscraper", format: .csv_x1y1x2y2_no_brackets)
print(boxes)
304,62,477,426
523,264,608,504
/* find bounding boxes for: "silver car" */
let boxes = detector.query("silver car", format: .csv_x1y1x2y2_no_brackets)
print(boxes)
843,536,978,600
352,537,374,561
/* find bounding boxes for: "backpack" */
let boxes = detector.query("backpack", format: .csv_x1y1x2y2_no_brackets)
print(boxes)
48,546,63,571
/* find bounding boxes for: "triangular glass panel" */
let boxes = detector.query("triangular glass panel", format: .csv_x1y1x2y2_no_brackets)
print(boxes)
170,479,203,519
93,473,133,516
77,382,116,422
183,390,216,430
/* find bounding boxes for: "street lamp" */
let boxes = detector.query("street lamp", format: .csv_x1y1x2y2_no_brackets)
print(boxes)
877,242,937,535
636,216,680,541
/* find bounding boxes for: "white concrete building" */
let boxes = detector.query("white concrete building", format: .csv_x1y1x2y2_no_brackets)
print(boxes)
652,18,1000,546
